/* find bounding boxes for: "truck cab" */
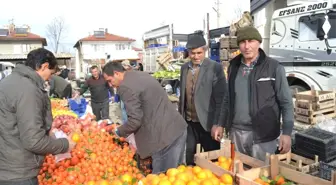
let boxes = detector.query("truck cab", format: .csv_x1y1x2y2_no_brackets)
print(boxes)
266,0,336,93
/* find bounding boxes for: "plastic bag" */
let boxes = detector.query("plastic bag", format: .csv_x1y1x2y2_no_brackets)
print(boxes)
314,114,336,133
53,130,71,163
126,134,137,151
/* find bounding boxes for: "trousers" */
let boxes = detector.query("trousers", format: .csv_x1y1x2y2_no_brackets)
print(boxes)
230,127,277,161
185,121,220,165
151,129,187,174
91,100,109,121
0,177,38,185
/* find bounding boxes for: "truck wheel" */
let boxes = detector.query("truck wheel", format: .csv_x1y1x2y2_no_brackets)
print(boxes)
290,85,308,97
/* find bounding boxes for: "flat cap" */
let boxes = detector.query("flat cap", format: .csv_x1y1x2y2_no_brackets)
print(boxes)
186,34,206,49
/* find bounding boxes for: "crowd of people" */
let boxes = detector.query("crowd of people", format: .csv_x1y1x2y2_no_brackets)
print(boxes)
0,26,294,184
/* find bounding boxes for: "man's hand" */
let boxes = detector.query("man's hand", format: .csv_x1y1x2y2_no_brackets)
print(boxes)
66,135,77,153
279,135,291,154
211,125,224,141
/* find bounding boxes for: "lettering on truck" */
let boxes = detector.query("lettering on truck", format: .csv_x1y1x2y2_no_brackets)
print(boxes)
279,2,328,16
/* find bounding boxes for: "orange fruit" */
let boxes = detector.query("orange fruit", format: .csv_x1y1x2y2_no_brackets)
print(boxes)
219,162,230,170
192,166,202,174
151,176,161,185
176,172,190,182
173,179,186,185
203,169,213,178
159,179,172,185
218,156,227,163
98,180,110,185
87,181,96,185
196,171,207,180
177,165,186,172
209,177,220,185
71,133,80,142
187,180,199,185
167,168,179,177
121,174,133,183
200,179,213,185
220,174,233,184
168,176,176,183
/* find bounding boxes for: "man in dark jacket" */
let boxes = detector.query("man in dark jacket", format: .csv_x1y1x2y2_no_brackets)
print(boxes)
219,26,294,161
78,65,114,120
179,34,227,165
49,74,72,98
0,48,74,184
102,62,187,174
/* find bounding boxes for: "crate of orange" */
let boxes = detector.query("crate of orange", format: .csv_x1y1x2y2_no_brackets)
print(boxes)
236,155,336,185
194,140,267,178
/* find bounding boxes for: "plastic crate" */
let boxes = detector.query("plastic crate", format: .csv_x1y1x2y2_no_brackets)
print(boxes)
319,160,336,181
295,127,336,162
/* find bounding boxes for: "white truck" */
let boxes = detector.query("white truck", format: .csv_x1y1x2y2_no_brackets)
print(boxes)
252,0,336,92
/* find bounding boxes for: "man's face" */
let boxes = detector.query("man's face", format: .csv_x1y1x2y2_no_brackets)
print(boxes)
91,68,99,78
189,47,205,65
103,72,122,88
37,63,55,81
239,40,260,61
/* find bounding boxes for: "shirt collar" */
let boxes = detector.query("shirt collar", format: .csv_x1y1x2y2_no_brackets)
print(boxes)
188,60,203,69
241,54,259,67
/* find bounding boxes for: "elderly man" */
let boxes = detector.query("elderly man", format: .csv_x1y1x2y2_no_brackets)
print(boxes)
179,34,227,165
219,26,294,161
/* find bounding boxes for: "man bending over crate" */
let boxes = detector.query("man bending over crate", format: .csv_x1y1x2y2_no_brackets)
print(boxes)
218,26,294,161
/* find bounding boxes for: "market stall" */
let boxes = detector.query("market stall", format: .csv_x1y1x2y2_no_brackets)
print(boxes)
42,98,237,185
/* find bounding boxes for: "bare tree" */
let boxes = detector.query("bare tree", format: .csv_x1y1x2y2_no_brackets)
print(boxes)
46,16,68,53
226,6,244,25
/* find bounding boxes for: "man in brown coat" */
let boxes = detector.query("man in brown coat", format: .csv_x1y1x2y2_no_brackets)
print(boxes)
102,62,187,174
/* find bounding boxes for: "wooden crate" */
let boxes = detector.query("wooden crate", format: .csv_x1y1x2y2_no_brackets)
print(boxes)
236,155,336,185
220,36,238,49
194,140,266,177
272,152,319,173
294,89,336,124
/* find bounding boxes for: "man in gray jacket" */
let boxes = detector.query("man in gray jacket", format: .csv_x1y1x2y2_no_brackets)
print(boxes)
49,74,73,98
102,62,187,174
0,48,74,184
179,34,227,165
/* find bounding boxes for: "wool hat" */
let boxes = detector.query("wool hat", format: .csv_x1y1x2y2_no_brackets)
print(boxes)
236,26,262,44
186,34,206,49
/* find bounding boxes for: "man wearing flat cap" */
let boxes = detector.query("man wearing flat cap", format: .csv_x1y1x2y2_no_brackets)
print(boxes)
179,34,228,165
218,26,294,161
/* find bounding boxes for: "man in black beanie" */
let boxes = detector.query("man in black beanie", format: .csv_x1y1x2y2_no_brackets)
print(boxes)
179,34,228,165
219,26,294,161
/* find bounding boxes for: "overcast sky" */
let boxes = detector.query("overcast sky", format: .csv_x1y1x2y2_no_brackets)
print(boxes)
0,0,250,53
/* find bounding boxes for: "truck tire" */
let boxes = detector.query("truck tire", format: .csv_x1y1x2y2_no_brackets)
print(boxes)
290,85,308,97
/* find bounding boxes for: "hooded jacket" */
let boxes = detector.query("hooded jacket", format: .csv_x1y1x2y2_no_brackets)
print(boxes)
0,64,69,182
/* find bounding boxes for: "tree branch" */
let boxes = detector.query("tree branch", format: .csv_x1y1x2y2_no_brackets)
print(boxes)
46,16,68,53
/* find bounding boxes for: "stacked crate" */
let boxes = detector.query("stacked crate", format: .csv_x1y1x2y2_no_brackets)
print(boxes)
219,36,239,78
294,89,336,125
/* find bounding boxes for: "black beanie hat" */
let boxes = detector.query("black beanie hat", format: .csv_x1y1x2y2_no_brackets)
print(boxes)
236,26,262,44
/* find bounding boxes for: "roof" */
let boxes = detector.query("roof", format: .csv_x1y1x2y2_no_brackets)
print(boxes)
74,32,135,48
0,31,47,46
132,47,142,52
0,53,73,61
251,0,272,14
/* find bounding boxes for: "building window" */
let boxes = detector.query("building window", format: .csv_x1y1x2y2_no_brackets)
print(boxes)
22,44,31,53
92,44,105,52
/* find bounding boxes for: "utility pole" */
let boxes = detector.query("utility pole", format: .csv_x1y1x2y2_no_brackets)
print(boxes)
212,0,221,28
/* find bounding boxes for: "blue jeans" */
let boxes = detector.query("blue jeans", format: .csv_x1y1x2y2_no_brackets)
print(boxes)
151,129,187,174
120,101,128,124
0,178,38,185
